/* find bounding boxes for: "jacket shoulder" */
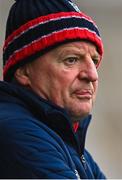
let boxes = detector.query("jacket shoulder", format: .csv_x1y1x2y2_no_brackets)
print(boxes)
0,104,77,179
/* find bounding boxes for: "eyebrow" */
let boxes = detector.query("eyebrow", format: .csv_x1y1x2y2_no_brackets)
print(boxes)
55,45,101,59
57,48,85,56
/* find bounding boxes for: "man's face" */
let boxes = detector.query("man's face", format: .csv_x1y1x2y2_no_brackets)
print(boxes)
22,41,100,122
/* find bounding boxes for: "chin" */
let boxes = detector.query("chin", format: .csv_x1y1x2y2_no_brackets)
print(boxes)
65,101,92,121
75,103,92,115
68,107,91,123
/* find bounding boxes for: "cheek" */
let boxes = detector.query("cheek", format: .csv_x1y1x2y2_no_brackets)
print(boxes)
93,81,98,99
50,68,75,86
48,70,75,100
95,81,98,92
50,73,71,92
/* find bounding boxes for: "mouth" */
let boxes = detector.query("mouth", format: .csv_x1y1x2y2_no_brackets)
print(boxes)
73,89,93,100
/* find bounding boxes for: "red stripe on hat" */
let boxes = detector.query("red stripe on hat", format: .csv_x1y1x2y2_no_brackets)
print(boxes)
3,28,103,77
3,11,94,51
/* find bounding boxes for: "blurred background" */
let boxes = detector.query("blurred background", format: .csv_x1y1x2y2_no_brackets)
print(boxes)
0,0,122,178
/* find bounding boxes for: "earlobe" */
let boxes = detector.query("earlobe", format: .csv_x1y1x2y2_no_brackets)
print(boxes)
14,66,30,86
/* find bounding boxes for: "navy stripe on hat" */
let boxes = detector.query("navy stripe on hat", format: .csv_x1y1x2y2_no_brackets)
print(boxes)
3,13,100,64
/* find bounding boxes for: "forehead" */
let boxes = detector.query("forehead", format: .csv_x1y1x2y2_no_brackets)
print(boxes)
54,41,99,55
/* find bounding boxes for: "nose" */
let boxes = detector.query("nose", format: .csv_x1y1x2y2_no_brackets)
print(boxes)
78,58,98,82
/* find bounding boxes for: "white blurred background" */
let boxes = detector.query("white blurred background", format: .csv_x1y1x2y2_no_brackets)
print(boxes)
0,0,122,178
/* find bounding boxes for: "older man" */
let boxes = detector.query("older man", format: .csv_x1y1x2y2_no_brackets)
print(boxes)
0,0,105,178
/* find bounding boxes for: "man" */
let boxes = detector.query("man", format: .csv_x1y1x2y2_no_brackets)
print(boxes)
0,0,106,179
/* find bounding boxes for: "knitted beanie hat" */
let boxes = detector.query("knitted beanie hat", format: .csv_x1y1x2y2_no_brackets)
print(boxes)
3,0,103,81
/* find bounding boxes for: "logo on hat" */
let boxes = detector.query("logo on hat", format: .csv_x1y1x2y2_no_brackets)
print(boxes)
68,1,81,12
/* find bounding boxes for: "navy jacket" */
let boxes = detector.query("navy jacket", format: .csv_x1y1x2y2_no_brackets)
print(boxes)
0,81,106,179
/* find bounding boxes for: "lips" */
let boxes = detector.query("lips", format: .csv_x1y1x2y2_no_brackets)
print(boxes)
73,89,93,99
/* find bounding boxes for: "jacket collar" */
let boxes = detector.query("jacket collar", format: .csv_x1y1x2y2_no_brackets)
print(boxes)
0,81,91,155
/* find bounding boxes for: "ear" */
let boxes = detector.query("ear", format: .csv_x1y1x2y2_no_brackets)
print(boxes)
14,65,30,86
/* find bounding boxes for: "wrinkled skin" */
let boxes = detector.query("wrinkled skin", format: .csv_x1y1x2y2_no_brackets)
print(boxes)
15,41,101,122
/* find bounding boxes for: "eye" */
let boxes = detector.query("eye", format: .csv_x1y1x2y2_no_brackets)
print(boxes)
64,57,79,66
92,58,99,66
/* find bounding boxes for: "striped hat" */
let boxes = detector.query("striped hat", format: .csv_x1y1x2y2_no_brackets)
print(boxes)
3,0,103,81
